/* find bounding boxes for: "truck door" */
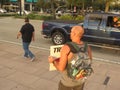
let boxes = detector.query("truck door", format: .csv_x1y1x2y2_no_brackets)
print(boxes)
83,14,108,44
84,14,120,45
105,16,120,45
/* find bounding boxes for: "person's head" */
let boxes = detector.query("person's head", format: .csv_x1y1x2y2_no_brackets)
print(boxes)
70,26,84,42
25,17,29,23
113,16,118,22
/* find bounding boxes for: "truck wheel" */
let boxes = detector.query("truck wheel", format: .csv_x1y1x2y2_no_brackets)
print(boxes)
52,32,66,45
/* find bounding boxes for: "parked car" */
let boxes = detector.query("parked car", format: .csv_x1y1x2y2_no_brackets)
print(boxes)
0,8,7,13
109,10,120,14
17,10,31,15
46,9,52,14
41,12,120,46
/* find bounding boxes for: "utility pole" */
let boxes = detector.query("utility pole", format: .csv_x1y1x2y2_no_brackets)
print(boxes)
21,0,24,14
19,0,22,16
0,3,1,8
19,0,24,16
30,0,33,11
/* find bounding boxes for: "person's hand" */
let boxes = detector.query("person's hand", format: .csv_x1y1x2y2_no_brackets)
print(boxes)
17,32,21,39
17,36,18,39
48,56,55,63
17,35,19,39
32,38,35,42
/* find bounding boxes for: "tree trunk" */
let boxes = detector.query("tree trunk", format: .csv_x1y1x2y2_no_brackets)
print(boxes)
105,1,109,12
0,3,1,8
51,0,56,20
82,0,85,15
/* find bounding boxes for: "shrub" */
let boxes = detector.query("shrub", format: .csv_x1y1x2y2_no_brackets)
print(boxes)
27,13,36,19
14,14,25,19
0,13,16,17
59,14,84,21
59,15,73,20
74,15,84,21
14,13,84,21
18,13,53,20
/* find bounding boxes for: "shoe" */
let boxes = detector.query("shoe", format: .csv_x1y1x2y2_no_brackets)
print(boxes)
24,56,29,59
31,57,35,62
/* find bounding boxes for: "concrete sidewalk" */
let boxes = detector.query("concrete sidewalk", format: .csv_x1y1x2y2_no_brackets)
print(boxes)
0,41,120,90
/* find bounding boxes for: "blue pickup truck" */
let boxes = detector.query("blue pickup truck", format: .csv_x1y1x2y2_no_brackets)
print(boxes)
41,12,120,46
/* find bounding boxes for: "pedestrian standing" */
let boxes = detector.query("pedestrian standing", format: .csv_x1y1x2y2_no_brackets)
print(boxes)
17,17,35,61
48,26,92,90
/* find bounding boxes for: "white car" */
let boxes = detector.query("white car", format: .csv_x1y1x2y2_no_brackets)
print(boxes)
0,8,7,13
109,10,120,14
17,10,31,15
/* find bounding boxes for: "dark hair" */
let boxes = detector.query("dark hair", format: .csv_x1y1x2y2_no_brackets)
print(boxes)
25,17,29,22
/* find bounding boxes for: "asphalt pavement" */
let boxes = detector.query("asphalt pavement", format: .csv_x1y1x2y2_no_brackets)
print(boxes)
0,41,120,90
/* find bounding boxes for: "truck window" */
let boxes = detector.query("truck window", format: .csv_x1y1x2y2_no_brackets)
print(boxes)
107,16,120,28
88,16,102,27
106,16,114,27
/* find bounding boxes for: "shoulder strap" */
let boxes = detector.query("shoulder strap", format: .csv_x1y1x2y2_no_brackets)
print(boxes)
66,42,80,53
83,42,88,52
66,42,88,53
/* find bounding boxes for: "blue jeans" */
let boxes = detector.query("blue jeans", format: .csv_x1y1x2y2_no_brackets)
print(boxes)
22,42,34,58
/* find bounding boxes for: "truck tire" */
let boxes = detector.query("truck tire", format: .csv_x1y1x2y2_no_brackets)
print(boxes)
52,32,66,45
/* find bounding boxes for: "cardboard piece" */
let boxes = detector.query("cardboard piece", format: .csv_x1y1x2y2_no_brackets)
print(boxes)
49,45,63,71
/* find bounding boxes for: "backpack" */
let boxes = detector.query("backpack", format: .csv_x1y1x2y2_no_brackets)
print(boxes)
66,42,93,80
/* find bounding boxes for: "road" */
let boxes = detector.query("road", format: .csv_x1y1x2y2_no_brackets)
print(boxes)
0,17,52,48
0,17,120,64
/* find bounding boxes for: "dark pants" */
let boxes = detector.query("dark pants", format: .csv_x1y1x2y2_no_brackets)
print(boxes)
58,81,84,90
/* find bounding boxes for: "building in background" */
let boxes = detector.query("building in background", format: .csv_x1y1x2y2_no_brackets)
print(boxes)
2,0,38,12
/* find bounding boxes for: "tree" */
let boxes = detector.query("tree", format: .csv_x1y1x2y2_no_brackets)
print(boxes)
104,0,114,12
51,0,56,19
97,0,117,12
36,0,45,11
66,0,92,10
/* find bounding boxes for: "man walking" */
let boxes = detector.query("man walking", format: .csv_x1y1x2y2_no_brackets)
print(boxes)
17,17,35,61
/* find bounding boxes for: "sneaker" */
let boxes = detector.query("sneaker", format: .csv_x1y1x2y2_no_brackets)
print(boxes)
31,57,35,62
24,56,29,59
